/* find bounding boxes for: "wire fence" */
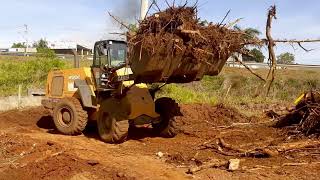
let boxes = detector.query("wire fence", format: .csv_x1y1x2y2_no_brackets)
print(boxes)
226,61,320,70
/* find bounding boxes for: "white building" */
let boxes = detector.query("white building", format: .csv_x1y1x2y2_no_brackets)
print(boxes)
48,41,92,55
8,48,37,53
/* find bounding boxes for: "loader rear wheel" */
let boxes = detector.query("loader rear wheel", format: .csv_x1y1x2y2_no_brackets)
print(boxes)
153,97,179,138
53,97,88,135
97,112,129,144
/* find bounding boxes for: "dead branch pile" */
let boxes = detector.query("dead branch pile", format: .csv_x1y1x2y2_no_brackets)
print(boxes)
274,91,320,136
127,6,260,83
199,137,320,159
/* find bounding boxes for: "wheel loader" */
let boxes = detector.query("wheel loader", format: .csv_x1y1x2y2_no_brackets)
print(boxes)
42,40,182,143
42,38,231,143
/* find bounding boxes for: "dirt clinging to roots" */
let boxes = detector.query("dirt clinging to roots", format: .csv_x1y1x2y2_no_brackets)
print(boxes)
127,6,260,83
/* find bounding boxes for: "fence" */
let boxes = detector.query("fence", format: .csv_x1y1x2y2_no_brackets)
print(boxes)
226,61,320,70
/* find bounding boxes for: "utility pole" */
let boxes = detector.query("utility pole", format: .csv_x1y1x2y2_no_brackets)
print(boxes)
24,24,28,56
140,0,149,20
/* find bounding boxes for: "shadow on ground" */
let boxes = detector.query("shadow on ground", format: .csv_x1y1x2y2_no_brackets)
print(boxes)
36,116,158,142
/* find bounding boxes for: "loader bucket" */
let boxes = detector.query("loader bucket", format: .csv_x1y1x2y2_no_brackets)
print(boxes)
126,6,259,84
129,42,229,84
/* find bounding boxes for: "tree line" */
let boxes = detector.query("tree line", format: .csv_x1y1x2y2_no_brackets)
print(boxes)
11,38,49,50
239,27,295,64
11,39,56,58
243,48,295,64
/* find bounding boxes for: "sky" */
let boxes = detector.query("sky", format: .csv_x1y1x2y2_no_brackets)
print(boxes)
0,0,319,64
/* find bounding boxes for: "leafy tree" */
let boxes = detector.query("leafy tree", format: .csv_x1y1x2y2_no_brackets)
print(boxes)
33,38,49,50
11,42,26,48
243,48,265,63
31,38,56,58
36,48,56,59
199,20,209,26
128,24,138,32
277,52,295,64
243,28,261,38
234,26,261,40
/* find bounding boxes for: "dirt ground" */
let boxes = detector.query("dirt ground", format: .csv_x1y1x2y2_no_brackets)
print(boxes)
0,104,319,180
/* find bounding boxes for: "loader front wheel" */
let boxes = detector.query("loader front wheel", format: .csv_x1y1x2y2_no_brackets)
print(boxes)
153,97,179,138
53,97,88,135
97,112,129,144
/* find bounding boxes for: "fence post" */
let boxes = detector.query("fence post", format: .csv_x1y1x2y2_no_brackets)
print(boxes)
18,85,22,109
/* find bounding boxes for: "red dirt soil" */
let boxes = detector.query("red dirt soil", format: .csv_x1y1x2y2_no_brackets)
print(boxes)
0,105,319,180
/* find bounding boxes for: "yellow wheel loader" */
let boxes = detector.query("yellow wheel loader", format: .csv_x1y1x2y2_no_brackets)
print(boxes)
42,40,181,143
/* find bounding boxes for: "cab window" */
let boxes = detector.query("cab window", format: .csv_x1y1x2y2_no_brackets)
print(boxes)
93,41,127,68
109,43,127,67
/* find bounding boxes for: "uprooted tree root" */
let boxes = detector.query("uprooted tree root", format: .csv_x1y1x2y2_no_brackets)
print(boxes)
198,137,320,159
273,91,320,136
129,6,256,61
124,3,261,83
187,134,320,174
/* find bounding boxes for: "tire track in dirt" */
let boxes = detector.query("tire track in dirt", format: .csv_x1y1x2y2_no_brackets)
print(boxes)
0,108,188,180
0,105,319,180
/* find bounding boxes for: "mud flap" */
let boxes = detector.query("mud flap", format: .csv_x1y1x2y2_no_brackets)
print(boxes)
74,79,95,108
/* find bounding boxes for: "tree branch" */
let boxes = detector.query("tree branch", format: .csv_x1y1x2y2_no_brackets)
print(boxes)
108,12,130,30
225,18,243,29
233,55,266,82
263,39,320,52
298,42,315,52
164,0,171,8
219,9,231,26
143,0,157,21
273,39,320,43
153,0,162,11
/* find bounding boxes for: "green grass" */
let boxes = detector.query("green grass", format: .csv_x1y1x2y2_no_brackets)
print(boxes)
158,67,320,107
157,84,218,104
0,55,66,96
0,55,93,96
155,67,320,116
1,54,320,111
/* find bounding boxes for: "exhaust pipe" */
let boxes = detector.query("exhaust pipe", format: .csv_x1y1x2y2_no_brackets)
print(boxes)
72,49,80,68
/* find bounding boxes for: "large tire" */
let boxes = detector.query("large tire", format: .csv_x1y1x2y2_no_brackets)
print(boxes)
97,111,129,144
53,97,88,135
153,97,180,138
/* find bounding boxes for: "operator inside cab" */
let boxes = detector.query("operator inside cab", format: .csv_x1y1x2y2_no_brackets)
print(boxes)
92,40,131,90
93,40,127,69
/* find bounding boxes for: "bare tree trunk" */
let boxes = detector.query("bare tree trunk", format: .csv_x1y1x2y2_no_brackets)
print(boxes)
263,6,277,97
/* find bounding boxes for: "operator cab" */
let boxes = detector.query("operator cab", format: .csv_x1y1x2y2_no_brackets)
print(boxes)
92,40,129,91
93,40,127,68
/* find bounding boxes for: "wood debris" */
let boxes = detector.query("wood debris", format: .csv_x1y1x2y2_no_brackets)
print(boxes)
125,4,260,83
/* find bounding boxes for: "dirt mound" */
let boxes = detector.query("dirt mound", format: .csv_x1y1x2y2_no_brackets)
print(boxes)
0,107,50,131
3,153,133,180
128,103,258,166
0,133,133,180
128,6,260,83
178,103,249,126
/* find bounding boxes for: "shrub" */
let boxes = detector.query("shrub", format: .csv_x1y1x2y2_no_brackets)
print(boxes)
0,55,65,96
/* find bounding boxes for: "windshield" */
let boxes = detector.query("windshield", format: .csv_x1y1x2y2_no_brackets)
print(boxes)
109,43,127,67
